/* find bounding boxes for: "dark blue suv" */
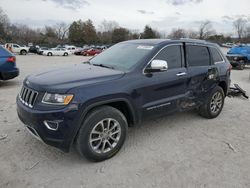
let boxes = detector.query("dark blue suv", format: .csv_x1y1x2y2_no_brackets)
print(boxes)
17,39,231,161
0,46,19,80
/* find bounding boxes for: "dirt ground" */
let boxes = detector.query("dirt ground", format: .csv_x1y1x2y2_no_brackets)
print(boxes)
1,51,250,188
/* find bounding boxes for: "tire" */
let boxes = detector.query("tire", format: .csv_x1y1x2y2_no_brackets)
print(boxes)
20,50,27,55
76,106,128,162
64,52,68,56
198,86,225,119
238,62,245,70
47,52,52,56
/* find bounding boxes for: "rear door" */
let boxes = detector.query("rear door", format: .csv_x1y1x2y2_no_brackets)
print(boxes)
185,44,217,101
139,44,189,119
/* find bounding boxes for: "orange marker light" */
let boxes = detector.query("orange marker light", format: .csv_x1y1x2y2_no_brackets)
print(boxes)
63,95,74,105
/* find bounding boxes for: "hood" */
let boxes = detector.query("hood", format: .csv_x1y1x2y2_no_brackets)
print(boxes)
25,64,125,92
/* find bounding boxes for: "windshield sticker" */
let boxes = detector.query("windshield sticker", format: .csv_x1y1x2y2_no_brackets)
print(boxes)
137,45,154,50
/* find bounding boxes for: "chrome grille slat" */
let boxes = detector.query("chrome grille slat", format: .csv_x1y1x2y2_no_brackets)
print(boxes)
19,86,38,108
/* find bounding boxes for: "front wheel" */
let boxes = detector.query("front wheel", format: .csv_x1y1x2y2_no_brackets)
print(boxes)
20,50,27,55
238,61,245,70
76,106,128,162
64,52,68,56
198,86,225,119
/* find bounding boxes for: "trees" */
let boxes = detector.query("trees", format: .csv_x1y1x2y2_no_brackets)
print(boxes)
54,22,69,41
98,20,119,44
0,7,9,43
198,21,215,39
142,25,158,39
168,28,187,39
68,19,97,45
83,19,98,44
68,20,85,45
233,18,247,39
111,28,129,43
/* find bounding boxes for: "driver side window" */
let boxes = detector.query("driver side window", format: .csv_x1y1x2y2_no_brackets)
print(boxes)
154,45,183,69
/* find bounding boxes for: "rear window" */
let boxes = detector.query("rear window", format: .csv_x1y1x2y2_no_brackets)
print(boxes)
0,46,12,57
210,47,223,63
186,45,210,66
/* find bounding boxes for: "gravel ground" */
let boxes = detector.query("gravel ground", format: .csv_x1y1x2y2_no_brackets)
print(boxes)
1,51,250,188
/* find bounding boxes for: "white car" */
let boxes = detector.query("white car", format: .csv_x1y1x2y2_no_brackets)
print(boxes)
65,45,78,53
42,48,71,56
4,43,29,55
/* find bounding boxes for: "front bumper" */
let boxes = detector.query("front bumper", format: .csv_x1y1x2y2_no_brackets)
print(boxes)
0,68,19,80
16,97,80,152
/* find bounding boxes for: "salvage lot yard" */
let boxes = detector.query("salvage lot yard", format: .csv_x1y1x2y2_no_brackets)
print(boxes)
1,52,250,188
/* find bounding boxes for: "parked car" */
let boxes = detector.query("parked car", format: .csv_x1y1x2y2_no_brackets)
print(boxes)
65,46,78,54
83,48,102,56
74,48,84,55
4,43,29,55
29,45,40,54
0,45,19,80
226,45,250,70
37,47,49,55
222,43,235,48
42,48,71,56
74,48,91,55
17,39,231,161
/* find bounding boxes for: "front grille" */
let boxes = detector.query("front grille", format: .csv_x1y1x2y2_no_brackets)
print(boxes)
19,86,38,108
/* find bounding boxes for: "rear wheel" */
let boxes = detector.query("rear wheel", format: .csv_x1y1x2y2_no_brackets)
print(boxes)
64,52,68,56
76,106,128,162
198,86,225,119
47,52,52,56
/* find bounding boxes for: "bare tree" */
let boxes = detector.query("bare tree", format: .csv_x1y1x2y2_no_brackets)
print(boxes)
168,28,187,39
198,21,215,39
187,29,199,39
233,18,247,39
54,22,69,41
98,20,119,32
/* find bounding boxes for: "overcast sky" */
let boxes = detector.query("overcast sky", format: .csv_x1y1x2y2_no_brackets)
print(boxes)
1,0,250,34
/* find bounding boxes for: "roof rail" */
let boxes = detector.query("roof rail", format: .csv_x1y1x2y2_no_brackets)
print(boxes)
180,38,207,42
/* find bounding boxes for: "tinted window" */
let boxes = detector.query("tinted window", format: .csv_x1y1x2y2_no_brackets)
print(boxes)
186,45,210,66
210,47,223,63
154,45,182,69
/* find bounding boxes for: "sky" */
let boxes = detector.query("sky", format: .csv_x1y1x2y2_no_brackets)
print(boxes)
1,0,250,35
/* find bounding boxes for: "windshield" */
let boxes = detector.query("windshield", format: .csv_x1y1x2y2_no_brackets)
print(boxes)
89,43,154,71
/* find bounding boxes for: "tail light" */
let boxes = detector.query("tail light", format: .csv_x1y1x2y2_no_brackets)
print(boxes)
7,56,16,63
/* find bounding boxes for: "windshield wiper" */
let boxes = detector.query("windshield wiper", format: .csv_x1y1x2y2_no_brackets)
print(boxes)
92,63,114,69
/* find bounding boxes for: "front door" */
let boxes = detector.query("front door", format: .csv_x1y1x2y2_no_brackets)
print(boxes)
137,44,189,119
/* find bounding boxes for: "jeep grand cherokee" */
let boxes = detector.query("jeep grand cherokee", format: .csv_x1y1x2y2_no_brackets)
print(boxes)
17,39,231,161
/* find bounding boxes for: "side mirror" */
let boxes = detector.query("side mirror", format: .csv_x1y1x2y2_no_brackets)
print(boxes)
145,60,168,73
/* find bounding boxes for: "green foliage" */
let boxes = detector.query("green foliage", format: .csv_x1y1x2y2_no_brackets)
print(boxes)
68,19,98,45
112,28,129,43
142,25,158,39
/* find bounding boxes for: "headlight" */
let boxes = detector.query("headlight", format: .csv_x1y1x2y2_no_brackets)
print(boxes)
42,93,74,105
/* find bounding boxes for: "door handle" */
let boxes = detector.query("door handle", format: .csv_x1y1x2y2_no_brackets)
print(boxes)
176,72,187,76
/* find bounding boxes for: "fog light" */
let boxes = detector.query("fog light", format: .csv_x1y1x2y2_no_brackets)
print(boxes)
43,120,61,131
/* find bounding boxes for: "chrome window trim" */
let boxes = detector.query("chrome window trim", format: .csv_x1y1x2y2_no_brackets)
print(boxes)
142,43,183,75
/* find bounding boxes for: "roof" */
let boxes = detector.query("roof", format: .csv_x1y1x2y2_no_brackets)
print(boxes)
125,38,215,46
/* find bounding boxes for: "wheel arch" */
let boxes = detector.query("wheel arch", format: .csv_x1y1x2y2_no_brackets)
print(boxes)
218,80,228,95
70,98,138,149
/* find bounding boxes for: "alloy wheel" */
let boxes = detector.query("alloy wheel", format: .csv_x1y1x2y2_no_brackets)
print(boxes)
89,118,121,154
